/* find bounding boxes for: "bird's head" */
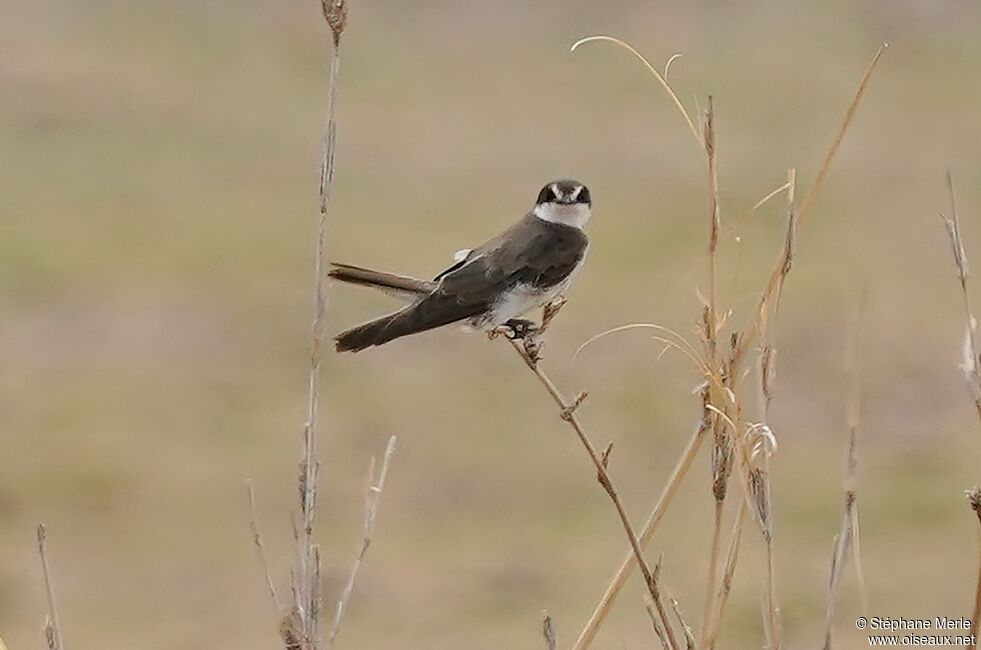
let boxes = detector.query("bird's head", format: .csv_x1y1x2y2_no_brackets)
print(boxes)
533,179,591,229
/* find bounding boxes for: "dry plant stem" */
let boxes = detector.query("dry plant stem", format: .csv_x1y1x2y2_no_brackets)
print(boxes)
823,302,869,648
699,97,724,644
646,596,672,650
940,172,981,419
291,8,345,648
704,96,721,364
507,338,679,649
732,44,885,370
669,592,698,649
325,436,397,649
36,524,64,650
705,499,747,650
248,480,283,613
968,490,981,650
542,611,558,650
575,415,710,650
574,44,882,650
700,500,724,644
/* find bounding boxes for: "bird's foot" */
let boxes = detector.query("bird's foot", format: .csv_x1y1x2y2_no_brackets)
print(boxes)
500,318,539,340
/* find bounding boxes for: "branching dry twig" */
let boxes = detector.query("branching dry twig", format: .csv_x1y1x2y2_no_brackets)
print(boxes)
507,329,680,649
325,435,397,648
36,524,65,650
289,1,348,643
569,40,883,649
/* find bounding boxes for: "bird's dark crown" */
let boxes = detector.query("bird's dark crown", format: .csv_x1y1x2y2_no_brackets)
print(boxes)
536,179,591,206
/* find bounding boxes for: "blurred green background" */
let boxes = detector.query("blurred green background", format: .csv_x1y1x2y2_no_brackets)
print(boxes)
4,1,981,648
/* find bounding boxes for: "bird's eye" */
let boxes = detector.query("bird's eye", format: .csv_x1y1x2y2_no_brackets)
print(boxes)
537,185,554,204
577,187,591,204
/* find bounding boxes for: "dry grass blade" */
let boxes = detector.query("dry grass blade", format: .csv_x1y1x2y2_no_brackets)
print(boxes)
704,499,747,650
36,524,65,650
822,429,859,650
570,36,702,151
646,596,672,650
574,323,706,373
325,435,397,649
940,171,981,419
283,7,348,648
248,480,283,614
542,611,558,650
967,488,981,650
823,297,869,649
733,44,886,369
574,412,711,650
508,336,679,649
668,592,697,650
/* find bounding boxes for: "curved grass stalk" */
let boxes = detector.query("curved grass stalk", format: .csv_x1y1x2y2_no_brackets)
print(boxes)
571,36,702,153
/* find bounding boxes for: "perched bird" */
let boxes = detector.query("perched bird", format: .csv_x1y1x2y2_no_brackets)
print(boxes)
330,179,591,352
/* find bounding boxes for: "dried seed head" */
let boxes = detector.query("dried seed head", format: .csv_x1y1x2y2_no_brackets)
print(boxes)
711,428,733,502
321,0,347,45
967,486,981,514
280,609,303,650
749,467,772,542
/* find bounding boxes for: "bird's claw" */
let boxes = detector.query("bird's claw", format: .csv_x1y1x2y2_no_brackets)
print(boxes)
501,318,539,340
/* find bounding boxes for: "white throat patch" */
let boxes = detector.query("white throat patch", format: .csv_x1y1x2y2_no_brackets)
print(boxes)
533,203,591,229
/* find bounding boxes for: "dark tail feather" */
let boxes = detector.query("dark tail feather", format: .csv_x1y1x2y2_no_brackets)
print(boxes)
328,263,434,298
335,293,484,353
335,313,402,352
335,308,433,353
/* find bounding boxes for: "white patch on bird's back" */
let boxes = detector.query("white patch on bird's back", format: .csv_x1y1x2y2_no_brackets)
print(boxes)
453,248,472,263
533,203,591,229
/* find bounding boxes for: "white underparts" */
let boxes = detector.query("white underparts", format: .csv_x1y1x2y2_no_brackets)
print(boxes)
533,202,591,229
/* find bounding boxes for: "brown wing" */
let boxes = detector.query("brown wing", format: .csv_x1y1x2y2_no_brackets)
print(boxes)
436,214,588,308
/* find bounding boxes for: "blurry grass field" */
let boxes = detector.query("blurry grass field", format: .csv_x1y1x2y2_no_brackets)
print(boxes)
4,1,981,648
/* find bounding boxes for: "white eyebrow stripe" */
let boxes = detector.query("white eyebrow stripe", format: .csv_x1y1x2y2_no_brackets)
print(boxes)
550,183,561,201
571,185,583,200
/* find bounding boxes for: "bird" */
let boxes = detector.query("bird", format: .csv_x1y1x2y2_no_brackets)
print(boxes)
329,178,591,353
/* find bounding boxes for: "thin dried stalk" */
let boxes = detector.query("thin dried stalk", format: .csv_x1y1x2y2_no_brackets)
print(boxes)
573,44,882,650
704,499,747,650
669,591,698,650
968,489,981,650
290,5,347,647
248,480,283,613
823,301,868,648
646,596,672,650
570,36,702,150
940,171,981,419
732,44,886,371
508,337,679,649
36,524,64,650
325,436,397,648
542,611,558,650
704,96,721,364
574,409,710,650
